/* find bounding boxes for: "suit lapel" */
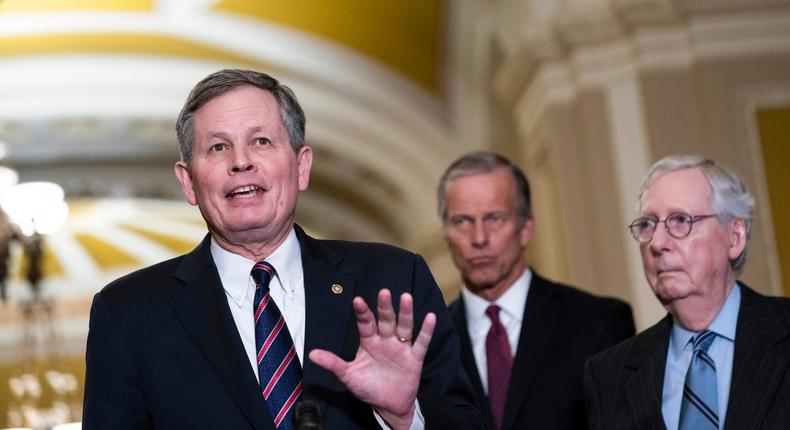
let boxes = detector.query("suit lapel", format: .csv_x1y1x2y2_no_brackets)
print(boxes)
724,285,790,430
168,235,274,430
451,297,495,426
295,226,356,418
622,315,671,430
501,273,561,430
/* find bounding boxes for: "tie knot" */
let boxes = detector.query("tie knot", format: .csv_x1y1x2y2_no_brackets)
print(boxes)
251,261,276,290
692,330,716,353
485,304,501,323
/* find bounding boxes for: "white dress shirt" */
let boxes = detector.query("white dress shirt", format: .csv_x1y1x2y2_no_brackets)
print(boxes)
212,228,306,379
461,268,531,393
211,228,423,429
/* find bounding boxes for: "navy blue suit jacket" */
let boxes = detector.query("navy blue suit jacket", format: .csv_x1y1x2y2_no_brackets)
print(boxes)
584,284,790,430
83,225,484,429
449,273,635,430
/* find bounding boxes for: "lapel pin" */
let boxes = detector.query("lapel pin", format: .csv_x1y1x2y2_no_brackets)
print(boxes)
331,283,343,294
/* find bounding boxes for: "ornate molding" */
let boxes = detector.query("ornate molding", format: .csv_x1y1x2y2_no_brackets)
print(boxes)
492,0,790,115
556,1,626,48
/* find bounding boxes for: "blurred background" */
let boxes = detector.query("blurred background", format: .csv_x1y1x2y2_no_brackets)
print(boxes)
0,0,788,428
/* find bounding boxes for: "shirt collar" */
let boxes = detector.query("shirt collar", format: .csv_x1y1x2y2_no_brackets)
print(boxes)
669,282,741,358
264,228,303,296
709,282,740,342
461,268,531,329
210,228,303,306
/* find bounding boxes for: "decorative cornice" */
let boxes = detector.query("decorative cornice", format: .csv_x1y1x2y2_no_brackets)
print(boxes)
492,0,790,116
614,0,680,24
676,0,790,13
556,1,626,48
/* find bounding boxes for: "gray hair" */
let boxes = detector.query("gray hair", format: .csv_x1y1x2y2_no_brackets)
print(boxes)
437,151,532,224
637,155,755,274
175,69,305,164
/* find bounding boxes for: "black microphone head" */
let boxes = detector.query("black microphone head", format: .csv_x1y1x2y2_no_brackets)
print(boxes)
294,400,322,430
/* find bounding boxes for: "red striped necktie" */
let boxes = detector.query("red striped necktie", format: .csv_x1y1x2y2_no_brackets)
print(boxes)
486,304,513,430
252,261,303,429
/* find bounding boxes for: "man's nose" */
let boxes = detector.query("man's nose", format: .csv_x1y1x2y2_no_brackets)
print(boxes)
648,221,672,253
471,222,488,247
230,147,255,173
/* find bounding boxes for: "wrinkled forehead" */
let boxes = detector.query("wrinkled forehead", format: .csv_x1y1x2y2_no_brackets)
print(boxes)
446,170,518,207
639,167,714,216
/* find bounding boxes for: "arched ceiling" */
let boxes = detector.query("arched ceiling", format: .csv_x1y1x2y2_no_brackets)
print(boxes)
0,2,500,360
0,0,462,252
0,0,444,92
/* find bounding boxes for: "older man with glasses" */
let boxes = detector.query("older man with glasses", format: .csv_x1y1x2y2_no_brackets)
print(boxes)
584,154,790,430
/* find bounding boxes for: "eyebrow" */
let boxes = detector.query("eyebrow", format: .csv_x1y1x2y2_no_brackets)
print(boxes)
245,126,266,135
206,126,268,141
639,207,697,218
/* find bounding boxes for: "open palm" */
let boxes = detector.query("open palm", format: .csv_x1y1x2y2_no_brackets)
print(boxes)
309,289,436,430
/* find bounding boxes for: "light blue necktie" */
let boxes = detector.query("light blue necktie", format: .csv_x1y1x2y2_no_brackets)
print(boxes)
679,330,719,430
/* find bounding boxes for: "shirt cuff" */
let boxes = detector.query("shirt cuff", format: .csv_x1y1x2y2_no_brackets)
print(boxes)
373,399,425,430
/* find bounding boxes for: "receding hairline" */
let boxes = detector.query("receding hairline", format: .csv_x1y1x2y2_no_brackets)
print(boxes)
441,165,520,206
444,163,513,183
441,166,524,217
187,86,292,148
194,84,279,112
639,166,714,213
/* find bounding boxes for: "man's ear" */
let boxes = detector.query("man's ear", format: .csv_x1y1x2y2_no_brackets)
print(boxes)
174,161,197,206
728,218,747,261
520,218,535,248
296,146,313,191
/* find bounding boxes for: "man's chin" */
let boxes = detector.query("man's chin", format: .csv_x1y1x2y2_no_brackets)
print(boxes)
653,284,694,307
212,221,287,243
463,274,497,293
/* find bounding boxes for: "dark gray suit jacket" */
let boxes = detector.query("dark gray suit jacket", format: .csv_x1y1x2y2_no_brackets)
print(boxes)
83,225,484,429
584,284,790,430
449,272,635,430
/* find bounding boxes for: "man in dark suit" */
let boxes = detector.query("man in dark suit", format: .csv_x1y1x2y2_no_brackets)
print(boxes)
83,69,483,430
438,151,635,430
584,155,790,430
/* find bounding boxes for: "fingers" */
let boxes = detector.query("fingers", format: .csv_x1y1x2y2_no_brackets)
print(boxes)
308,349,350,379
411,312,436,362
396,293,414,343
353,296,377,339
376,289,396,338
355,290,423,348
377,290,415,343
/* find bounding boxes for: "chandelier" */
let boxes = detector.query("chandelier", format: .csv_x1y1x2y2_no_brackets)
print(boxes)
0,175,79,430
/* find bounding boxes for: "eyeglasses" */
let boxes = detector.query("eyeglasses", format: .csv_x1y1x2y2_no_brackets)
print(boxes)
628,213,717,243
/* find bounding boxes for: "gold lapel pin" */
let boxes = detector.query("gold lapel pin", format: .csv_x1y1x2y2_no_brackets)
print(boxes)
331,283,343,294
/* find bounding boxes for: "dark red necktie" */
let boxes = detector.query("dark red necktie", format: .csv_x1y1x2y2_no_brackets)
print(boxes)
485,304,513,430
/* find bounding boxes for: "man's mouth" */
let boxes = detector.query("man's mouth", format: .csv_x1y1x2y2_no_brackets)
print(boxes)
657,268,682,277
226,185,264,199
468,256,494,266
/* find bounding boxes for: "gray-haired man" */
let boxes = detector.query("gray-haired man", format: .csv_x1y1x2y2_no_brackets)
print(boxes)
584,155,790,430
83,69,483,430
440,151,635,430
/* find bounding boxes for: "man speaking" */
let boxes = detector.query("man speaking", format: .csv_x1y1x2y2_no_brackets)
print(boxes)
83,69,483,430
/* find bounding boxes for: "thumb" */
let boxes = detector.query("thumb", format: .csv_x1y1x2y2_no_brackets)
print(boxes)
308,348,350,379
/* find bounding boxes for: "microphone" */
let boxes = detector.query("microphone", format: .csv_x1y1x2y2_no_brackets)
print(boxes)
294,401,323,430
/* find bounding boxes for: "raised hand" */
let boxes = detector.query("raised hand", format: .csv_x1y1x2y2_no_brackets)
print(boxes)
308,289,436,430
